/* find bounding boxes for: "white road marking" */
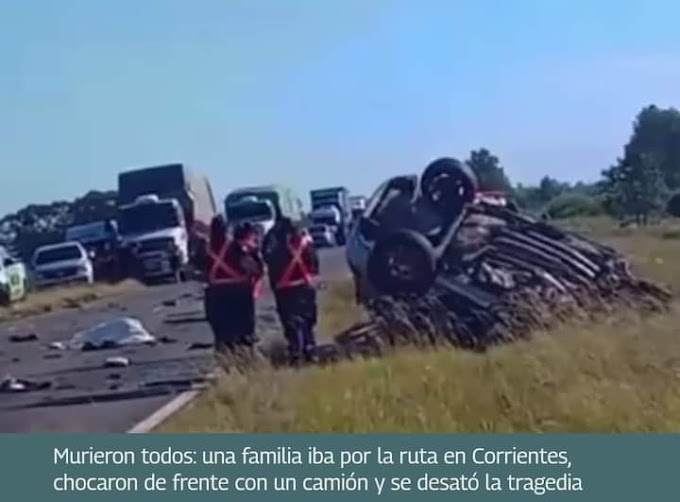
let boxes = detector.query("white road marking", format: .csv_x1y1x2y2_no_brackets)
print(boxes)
127,390,201,433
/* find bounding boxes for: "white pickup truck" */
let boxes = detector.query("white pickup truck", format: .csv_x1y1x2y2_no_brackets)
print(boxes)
117,195,189,283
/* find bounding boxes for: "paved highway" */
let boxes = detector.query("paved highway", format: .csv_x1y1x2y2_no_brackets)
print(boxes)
0,247,349,432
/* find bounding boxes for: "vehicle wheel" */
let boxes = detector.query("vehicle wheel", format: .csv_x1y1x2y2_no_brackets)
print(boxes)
366,229,437,296
0,289,10,307
421,157,478,217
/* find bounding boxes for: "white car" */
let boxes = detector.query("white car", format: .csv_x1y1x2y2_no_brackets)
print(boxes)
32,241,94,289
308,224,337,248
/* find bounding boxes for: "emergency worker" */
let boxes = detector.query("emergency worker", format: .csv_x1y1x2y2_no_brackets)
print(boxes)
204,215,264,353
262,217,320,364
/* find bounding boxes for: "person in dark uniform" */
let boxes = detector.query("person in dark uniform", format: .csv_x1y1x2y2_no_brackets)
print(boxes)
262,217,320,365
204,215,264,353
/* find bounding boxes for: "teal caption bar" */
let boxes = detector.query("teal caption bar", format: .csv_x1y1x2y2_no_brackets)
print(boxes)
0,434,673,500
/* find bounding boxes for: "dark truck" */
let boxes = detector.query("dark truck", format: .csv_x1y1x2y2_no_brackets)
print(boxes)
64,220,121,281
309,187,351,245
116,163,217,281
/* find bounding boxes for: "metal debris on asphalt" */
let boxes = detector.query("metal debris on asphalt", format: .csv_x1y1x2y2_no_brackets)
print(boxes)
104,356,130,368
188,342,213,350
0,375,52,393
9,333,39,343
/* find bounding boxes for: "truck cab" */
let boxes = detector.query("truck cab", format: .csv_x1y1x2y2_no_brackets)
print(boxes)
224,196,277,242
117,194,188,283
308,206,343,247
224,185,303,241
117,163,216,268
309,187,351,245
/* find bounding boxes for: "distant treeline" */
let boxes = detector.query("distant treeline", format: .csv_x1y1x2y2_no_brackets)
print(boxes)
465,104,680,223
3,104,680,259
0,190,117,260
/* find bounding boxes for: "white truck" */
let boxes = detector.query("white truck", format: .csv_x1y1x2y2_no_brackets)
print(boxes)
224,185,303,243
117,195,189,283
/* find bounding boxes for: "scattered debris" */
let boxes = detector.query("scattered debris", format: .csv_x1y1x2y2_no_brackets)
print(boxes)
157,336,178,344
62,298,83,309
43,353,62,360
164,311,205,325
48,341,66,351
188,342,213,351
345,158,674,350
162,299,177,307
1,375,52,393
104,356,130,368
68,317,156,351
9,333,39,343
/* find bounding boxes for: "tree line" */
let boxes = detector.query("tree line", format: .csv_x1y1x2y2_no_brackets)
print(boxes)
2,104,679,259
466,104,680,223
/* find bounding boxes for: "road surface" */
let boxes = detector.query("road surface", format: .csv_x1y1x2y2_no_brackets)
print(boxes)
0,247,349,432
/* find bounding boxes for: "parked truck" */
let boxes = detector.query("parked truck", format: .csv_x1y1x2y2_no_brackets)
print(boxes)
309,187,351,245
224,185,303,242
349,195,367,220
116,163,217,282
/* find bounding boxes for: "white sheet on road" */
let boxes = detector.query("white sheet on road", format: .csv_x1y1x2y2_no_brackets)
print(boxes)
67,317,156,350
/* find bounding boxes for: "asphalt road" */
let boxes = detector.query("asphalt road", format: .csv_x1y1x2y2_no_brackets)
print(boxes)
0,246,349,432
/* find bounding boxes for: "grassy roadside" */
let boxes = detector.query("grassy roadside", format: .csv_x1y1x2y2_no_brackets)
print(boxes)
0,279,144,323
160,217,680,433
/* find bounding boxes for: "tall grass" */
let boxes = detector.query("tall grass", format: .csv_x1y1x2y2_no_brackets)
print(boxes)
160,218,680,433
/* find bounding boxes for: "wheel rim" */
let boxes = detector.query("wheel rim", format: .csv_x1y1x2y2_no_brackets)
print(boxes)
427,172,473,207
382,243,428,287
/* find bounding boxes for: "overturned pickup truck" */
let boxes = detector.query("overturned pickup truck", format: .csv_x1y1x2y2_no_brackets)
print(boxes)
345,158,672,350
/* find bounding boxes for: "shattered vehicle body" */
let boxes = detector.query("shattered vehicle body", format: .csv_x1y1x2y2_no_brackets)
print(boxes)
344,157,673,350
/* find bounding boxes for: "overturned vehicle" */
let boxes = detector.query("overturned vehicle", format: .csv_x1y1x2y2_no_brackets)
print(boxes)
344,157,673,350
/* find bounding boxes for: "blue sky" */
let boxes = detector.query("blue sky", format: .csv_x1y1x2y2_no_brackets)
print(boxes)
1,0,679,215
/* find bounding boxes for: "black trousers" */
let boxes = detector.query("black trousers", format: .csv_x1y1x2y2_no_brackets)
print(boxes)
204,283,256,352
274,285,318,363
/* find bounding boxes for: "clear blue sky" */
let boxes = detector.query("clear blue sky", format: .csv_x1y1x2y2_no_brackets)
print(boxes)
2,0,679,215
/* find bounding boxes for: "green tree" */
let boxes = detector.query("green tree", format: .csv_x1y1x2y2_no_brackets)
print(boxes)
623,105,680,190
600,153,667,224
545,193,604,219
465,148,512,192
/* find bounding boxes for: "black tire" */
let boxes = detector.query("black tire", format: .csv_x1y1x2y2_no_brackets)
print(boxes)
420,157,478,217
366,229,437,296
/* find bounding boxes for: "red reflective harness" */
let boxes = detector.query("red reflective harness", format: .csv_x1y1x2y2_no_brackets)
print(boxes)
207,241,249,285
275,235,314,290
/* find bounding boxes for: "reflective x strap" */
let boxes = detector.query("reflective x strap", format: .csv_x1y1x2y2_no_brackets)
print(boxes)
276,239,313,289
207,242,248,284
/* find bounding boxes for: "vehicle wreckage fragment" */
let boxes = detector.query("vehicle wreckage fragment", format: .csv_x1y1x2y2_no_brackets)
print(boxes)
341,157,673,351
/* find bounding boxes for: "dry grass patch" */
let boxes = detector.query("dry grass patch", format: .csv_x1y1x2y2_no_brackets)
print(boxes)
160,218,680,433
0,279,143,323
317,280,368,338
161,306,680,433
